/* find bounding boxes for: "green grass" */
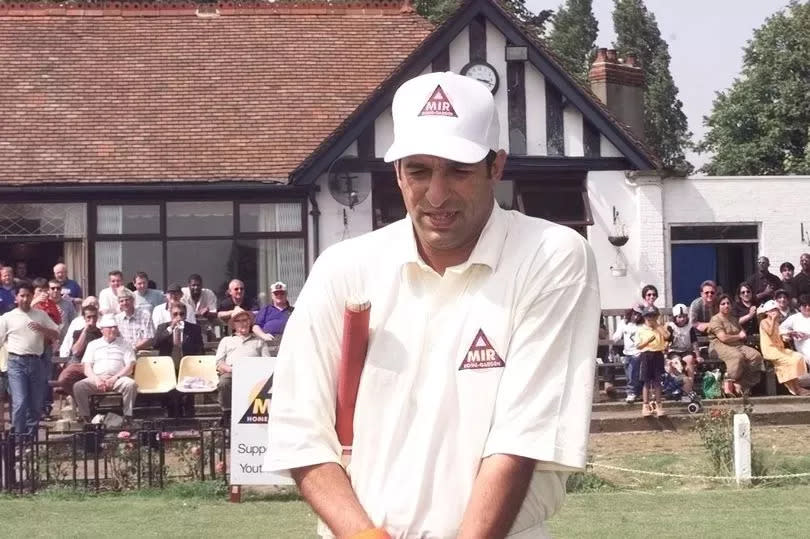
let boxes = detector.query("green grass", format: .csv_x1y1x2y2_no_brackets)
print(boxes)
2,483,810,538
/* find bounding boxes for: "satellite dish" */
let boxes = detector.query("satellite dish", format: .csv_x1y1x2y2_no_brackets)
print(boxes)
327,157,371,209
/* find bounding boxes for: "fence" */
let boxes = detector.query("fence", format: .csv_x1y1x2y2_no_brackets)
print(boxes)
0,420,229,494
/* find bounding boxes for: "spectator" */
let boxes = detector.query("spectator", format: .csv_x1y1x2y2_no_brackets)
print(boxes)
746,256,782,303
779,262,798,301
14,260,28,286
780,295,810,365
55,305,102,398
182,274,217,339
60,297,99,358
218,279,258,326
708,294,763,396
0,283,59,435
732,283,758,336
636,305,668,417
611,306,643,403
689,280,718,335
215,307,270,419
153,301,204,417
72,314,137,423
253,281,294,348
795,253,810,299
0,266,15,315
114,288,154,351
666,304,700,398
131,271,164,313
152,283,197,327
98,270,125,315
31,277,61,327
641,285,659,308
53,263,82,300
775,289,797,320
758,300,810,396
49,278,76,342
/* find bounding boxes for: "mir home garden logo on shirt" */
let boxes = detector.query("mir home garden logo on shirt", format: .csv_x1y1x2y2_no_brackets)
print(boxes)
459,329,505,370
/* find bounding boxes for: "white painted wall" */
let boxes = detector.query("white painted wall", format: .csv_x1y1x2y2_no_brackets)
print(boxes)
563,106,584,156
448,25,469,73
374,106,393,159
314,171,374,256
524,63,546,156
600,135,622,157
485,20,510,153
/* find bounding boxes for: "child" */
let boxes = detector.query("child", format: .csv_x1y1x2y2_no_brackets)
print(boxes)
612,305,644,402
666,303,701,399
637,305,668,417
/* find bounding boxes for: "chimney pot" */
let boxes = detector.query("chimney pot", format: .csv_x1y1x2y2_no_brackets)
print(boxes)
606,49,618,63
595,48,608,63
588,47,645,142
625,54,637,68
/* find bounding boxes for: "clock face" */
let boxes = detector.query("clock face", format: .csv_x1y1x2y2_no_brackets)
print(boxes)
461,62,499,94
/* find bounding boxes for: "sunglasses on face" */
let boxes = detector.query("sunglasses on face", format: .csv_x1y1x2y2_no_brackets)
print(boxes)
741,290,751,295
171,311,185,317
49,286,61,291
703,291,715,296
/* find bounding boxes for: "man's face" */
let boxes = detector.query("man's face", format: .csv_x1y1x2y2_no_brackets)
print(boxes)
272,290,287,306
1,268,13,286
801,254,810,273
15,262,27,278
232,316,251,336
101,326,119,342
48,282,61,302
757,257,769,272
229,282,245,302
800,304,810,317
701,286,716,305
34,286,49,302
54,264,67,282
782,267,794,280
118,296,134,314
16,288,32,310
109,274,122,289
134,277,148,293
776,295,789,309
189,279,202,297
84,311,98,327
171,306,187,323
167,291,182,304
396,153,506,255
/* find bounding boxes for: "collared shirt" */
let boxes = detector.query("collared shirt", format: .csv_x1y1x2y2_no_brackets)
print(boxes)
70,326,102,360
115,309,154,349
689,297,716,329
255,304,294,336
215,333,270,366
746,270,783,301
34,299,62,326
151,301,197,327
57,297,77,342
0,308,59,356
182,287,218,315
266,203,600,537
82,336,135,377
780,312,810,359
0,286,15,315
134,289,165,312
98,286,121,314
795,271,810,298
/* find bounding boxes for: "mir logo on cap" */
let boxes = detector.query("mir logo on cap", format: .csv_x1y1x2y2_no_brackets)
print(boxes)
419,85,457,118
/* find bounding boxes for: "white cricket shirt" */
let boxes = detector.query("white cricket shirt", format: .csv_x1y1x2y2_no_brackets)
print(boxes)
0,308,59,356
267,203,600,538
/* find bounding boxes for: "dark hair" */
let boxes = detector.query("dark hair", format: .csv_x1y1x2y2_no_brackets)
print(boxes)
16,282,34,295
780,262,794,272
109,270,123,278
48,278,61,288
798,294,810,308
717,293,732,306
700,280,717,292
134,271,149,281
31,277,48,290
774,289,789,300
169,301,187,315
735,283,753,300
81,305,99,317
188,274,203,283
641,285,658,298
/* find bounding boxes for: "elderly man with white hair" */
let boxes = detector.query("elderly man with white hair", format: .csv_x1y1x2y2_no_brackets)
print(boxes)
72,314,137,422
53,263,83,300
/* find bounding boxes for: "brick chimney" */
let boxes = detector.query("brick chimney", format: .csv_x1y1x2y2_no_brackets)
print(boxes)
588,48,645,141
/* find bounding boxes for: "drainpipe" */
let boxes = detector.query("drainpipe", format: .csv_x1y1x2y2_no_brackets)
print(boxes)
308,188,321,263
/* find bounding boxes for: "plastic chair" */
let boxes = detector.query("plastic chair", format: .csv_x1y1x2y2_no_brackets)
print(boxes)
134,356,177,394
176,355,218,393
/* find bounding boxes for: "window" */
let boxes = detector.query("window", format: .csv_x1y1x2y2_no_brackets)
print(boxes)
167,240,233,296
95,241,163,290
237,238,306,303
516,178,592,236
167,201,233,237
240,203,302,233
97,205,160,235
372,173,406,230
671,225,758,242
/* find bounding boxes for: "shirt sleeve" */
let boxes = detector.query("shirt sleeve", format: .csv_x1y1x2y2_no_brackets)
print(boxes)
123,346,136,367
82,340,96,365
482,236,600,471
0,315,7,346
255,307,268,328
215,339,227,366
688,300,700,325
40,310,59,331
779,315,795,335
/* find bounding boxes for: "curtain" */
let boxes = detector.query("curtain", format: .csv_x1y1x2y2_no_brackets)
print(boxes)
94,206,123,292
63,204,87,293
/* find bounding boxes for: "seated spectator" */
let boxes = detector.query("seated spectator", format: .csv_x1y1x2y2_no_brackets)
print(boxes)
55,305,102,397
152,284,197,327
215,308,270,419
746,256,783,303
689,280,718,335
641,285,659,308
50,278,77,343
60,297,98,358
14,260,29,286
98,270,125,315
774,289,797,320
780,262,798,301
780,295,810,366
0,266,16,315
253,281,294,349
611,305,643,403
218,279,258,328
132,271,164,313
666,304,700,398
114,288,154,351
182,274,217,339
758,300,810,396
732,283,758,336
72,315,137,423
708,294,763,396
53,263,82,301
794,253,810,299
153,301,204,417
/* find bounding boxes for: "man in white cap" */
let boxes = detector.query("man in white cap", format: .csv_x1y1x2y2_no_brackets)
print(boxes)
267,71,600,538
72,314,137,423
253,281,294,347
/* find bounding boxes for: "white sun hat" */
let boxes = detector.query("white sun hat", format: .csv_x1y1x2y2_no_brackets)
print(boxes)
383,71,500,164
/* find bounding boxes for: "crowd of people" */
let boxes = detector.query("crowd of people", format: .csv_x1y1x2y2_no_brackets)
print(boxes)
612,254,810,416
0,263,295,436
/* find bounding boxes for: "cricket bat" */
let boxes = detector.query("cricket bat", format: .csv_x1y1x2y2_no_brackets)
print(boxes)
335,298,371,457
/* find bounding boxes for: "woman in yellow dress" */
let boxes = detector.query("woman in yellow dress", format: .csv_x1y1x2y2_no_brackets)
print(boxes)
758,300,810,396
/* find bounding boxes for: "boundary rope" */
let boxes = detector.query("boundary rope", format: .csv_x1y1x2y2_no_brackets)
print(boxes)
587,462,810,481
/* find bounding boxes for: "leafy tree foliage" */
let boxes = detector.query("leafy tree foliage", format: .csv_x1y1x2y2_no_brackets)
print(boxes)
547,0,599,83
414,0,552,35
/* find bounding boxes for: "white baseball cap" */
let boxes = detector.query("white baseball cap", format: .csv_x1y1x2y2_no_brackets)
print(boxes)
672,304,688,317
383,71,500,164
271,281,287,292
757,299,779,314
98,314,118,329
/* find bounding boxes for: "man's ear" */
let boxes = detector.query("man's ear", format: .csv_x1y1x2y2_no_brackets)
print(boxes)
490,150,508,183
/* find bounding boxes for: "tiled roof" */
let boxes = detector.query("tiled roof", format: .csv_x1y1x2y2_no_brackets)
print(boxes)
0,2,433,184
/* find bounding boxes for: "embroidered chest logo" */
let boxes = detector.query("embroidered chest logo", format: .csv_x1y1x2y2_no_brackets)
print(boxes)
419,85,458,117
459,329,505,370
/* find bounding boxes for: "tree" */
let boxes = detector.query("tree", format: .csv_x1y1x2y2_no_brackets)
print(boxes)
700,1,810,175
546,0,598,83
415,0,553,35
613,0,692,172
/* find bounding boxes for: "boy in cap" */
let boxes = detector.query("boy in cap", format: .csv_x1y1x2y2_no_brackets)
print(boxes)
267,71,600,538
666,304,700,399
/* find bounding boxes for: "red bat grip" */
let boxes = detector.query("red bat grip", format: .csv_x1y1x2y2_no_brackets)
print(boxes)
336,300,371,448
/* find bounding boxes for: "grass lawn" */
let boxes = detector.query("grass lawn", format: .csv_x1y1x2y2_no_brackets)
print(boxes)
2,483,810,538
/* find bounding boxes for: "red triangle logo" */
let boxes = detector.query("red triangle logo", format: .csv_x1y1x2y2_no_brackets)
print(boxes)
418,85,458,117
459,329,505,370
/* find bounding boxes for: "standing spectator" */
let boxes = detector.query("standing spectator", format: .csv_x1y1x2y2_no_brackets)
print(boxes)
152,284,197,327
666,304,700,398
0,283,59,435
98,270,125,315
132,271,164,313
780,295,810,364
114,288,154,351
636,306,668,417
708,294,763,397
50,278,76,339
775,289,797,320
14,261,29,286
611,306,643,403
0,266,16,315
153,301,204,417
689,280,718,335
794,254,810,299
732,283,758,336
60,297,98,358
758,300,810,396
54,305,102,398
779,262,798,301
72,315,137,423
746,256,783,303
182,274,217,338
641,285,659,308
53,263,82,300
253,281,294,349
31,278,61,327
217,279,258,325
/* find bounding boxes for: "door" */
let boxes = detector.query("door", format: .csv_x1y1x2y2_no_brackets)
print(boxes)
671,244,717,306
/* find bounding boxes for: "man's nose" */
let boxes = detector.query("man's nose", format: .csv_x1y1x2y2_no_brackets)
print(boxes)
424,171,451,208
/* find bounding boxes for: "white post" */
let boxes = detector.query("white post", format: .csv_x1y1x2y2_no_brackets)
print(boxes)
733,413,752,486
